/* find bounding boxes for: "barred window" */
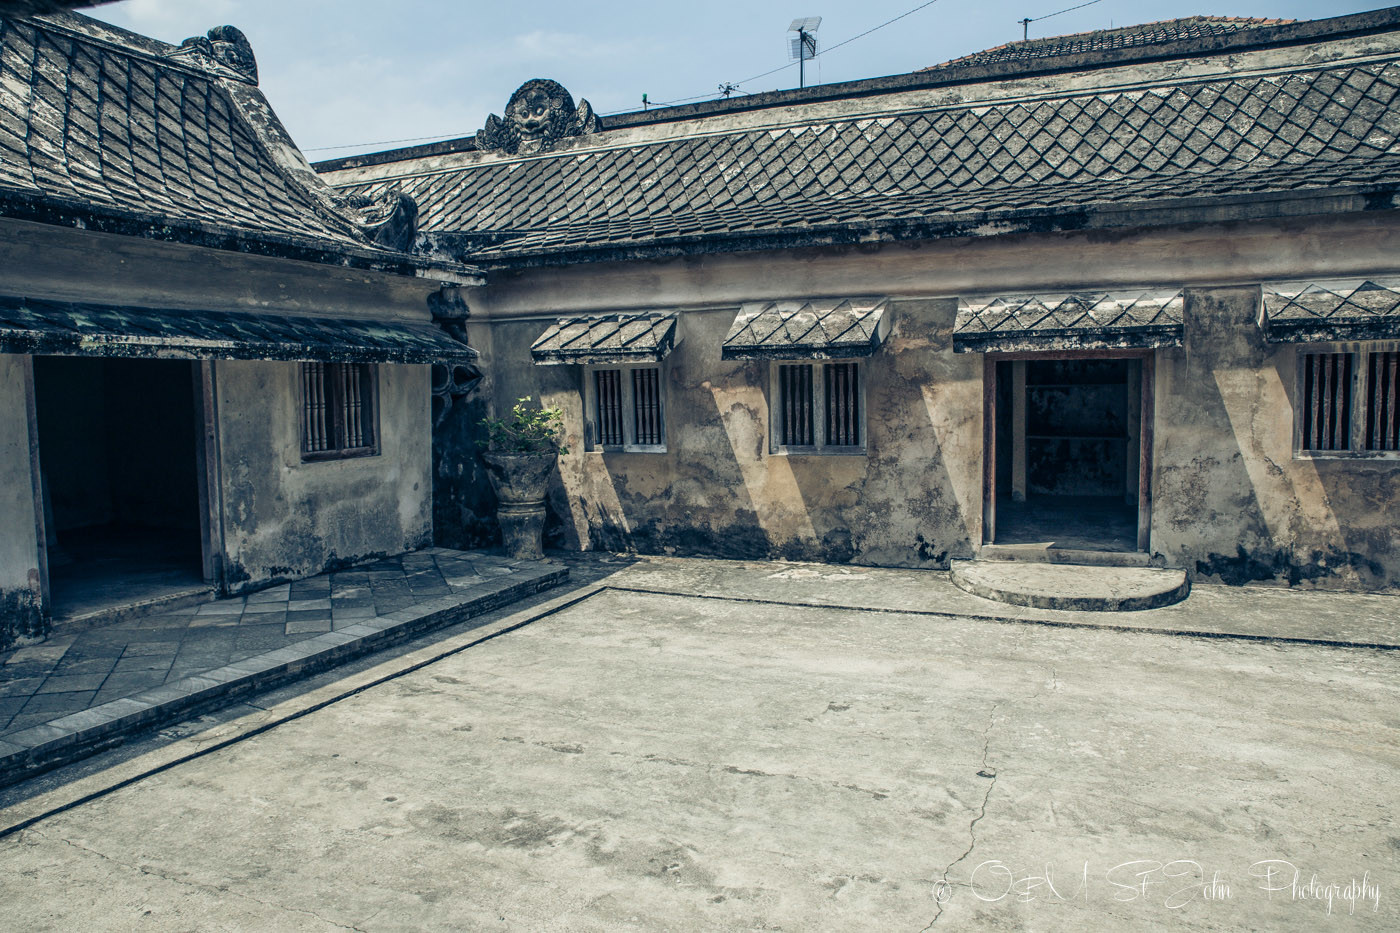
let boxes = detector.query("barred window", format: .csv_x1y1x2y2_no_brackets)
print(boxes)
1296,348,1399,456
772,361,864,453
1366,351,1399,451
1299,352,1353,452
777,364,814,446
587,365,666,451
302,362,378,460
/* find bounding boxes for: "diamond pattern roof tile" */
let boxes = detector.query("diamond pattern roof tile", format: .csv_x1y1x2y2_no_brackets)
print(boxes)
722,299,889,360
954,290,1186,352
530,311,678,364
0,13,376,253
337,57,1400,262
1263,279,1400,341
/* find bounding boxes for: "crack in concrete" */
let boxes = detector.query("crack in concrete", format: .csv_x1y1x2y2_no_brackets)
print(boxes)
38,829,367,932
921,702,1001,931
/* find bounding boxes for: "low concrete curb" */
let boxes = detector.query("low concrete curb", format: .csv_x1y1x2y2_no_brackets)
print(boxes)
0,563,568,790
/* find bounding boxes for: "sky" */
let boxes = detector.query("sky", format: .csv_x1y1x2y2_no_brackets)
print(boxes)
86,0,1384,159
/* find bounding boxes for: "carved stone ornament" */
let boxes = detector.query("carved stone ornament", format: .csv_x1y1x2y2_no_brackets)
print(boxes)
475,79,601,155
335,187,419,252
429,285,482,426
169,25,259,84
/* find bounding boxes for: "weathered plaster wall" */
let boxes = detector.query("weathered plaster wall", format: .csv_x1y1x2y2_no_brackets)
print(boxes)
486,299,982,568
466,216,1400,590
1152,288,1400,590
0,355,44,647
214,360,432,592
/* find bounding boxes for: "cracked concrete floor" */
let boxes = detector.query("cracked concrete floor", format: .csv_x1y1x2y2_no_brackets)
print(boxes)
2,586,1398,932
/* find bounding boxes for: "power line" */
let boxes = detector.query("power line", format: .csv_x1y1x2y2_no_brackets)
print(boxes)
618,0,948,114
306,132,470,153
312,0,956,150
1028,0,1105,27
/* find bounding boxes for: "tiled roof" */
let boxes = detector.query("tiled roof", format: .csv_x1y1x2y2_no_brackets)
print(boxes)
530,312,677,364
722,299,889,360
0,294,480,363
925,17,1290,72
337,59,1400,263
954,291,1185,352
0,13,391,257
1263,280,1400,342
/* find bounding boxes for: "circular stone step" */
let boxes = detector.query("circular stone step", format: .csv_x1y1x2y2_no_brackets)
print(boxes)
950,560,1190,612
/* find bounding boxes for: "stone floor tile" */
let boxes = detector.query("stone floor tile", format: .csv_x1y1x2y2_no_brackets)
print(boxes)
1,712,62,736
246,585,291,603
35,673,110,694
285,618,332,635
242,602,289,615
195,601,246,616
20,690,97,715
122,641,183,657
113,655,174,673
51,656,121,676
99,670,169,694
0,677,46,699
0,661,59,682
288,598,332,611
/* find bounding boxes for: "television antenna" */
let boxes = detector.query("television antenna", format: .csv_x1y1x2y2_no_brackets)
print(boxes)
788,16,821,89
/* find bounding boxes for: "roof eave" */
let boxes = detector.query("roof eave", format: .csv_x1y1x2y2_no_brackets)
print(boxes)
0,188,484,284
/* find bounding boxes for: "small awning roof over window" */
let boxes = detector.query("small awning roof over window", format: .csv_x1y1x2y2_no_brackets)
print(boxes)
0,296,478,364
954,290,1185,353
530,312,677,365
721,298,890,360
1262,280,1400,343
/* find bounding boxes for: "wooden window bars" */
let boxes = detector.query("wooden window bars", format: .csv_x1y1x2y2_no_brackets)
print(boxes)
301,362,378,460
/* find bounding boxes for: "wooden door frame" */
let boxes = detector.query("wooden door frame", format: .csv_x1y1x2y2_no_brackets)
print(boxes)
194,360,225,591
981,348,1156,552
22,355,51,617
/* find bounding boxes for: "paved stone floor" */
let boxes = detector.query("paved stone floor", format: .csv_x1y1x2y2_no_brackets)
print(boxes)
0,549,530,738
1,556,1396,932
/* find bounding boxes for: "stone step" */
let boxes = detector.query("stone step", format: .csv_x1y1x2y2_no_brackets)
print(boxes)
976,544,1152,567
950,560,1190,612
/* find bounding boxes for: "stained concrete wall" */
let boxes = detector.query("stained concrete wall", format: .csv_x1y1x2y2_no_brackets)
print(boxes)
213,360,432,593
482,300,983,567
0,355,44,647
466,213,1400,591
1152,288,1400,590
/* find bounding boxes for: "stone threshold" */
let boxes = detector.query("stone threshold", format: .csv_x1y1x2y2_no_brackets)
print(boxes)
0,562,567,789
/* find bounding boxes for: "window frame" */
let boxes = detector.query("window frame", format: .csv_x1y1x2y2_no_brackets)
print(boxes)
300,361,380,462
582,362,668,453
1292,341,1400,461
768,359,867,456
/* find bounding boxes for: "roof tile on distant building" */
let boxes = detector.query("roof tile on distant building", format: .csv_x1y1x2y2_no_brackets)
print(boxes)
923,16,1291,72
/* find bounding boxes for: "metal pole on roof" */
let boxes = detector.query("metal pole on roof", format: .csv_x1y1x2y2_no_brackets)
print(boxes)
1020,17,1032,39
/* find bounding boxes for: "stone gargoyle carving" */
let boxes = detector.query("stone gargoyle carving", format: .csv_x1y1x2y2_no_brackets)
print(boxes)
475,79,601,155
170,25,259,84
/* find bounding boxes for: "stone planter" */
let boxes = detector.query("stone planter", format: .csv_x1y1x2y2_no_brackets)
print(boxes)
480,450,557,560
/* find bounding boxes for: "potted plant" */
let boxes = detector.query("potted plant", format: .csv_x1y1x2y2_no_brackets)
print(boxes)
478,397,567,559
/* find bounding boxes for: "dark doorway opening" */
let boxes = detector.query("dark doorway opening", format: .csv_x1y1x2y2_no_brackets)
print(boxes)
33,357,207,621
989,357,1144,552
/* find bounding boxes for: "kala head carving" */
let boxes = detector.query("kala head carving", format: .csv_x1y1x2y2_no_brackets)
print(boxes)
172,25,258,84
476,79,601,155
